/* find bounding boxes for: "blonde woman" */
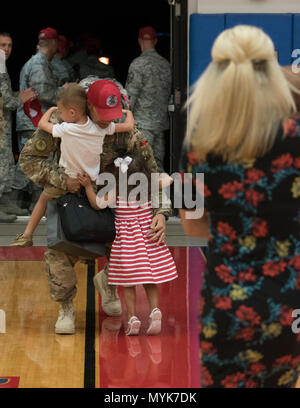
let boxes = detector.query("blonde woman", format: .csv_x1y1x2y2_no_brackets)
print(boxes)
180,25,300,388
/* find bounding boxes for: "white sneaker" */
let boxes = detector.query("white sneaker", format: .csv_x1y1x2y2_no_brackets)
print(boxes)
55,301,75,334
93,270,122,316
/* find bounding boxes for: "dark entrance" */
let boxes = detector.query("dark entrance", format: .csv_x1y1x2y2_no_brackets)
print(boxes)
3,0,187,173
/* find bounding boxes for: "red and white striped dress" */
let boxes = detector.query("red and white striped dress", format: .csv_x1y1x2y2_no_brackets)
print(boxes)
108,197,178,286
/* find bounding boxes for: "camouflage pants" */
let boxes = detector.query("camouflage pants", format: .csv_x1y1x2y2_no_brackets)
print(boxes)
140,128,165,173
13,131,40,192
0,122,15,198
44,244,112,303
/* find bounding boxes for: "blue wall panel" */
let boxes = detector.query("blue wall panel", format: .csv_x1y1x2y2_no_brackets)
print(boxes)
293,14,300,65
189,13,294,86
189,13,225,86
225,14,293,66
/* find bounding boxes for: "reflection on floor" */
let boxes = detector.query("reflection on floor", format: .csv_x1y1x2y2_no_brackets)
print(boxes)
0,247,205,388
97,248,205,388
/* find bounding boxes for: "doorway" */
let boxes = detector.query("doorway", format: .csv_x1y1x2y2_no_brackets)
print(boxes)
3,0,176,171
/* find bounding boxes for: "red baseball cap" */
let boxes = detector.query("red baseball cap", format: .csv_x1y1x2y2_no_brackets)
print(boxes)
38,27,59,40
87,80,123,121
138,26,157,41
23,98,43,127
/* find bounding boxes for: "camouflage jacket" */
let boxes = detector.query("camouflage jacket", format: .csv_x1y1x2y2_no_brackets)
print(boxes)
125,49,171,131
0,72,23,138
0,72,22,112
51,56,76,86
16,51,59,132
0,91,3,149
18,109,67,189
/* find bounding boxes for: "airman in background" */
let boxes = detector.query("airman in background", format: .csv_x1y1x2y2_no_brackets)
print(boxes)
15,27,60,212
125,26,172,173
0,33,36,221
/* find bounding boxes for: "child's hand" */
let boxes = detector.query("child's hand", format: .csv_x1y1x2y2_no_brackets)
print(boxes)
77,172,92,187
38,106,58,132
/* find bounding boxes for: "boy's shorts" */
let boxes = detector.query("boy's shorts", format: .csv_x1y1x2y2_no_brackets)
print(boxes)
43,184,68,200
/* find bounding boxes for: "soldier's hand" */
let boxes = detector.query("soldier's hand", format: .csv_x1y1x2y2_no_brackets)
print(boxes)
66,177,81,193
18,87,37,104
146,213,166,245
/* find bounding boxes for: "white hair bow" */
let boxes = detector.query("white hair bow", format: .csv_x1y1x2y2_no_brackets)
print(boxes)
114,156,133,173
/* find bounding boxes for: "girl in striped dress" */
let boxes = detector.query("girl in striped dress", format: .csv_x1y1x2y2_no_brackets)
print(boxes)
78,135,178,336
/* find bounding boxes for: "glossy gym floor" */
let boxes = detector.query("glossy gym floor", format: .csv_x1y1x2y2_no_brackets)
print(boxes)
0,245,205,388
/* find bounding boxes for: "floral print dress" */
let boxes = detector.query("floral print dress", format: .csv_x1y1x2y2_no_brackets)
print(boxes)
180,117,300,388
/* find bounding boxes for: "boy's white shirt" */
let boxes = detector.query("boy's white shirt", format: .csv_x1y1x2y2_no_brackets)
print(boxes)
52,117,115,180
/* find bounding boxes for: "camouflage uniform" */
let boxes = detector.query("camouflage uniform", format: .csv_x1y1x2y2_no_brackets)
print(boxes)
125,48,172,172
51,56,76,86
0,91,3,148
14,50,59,195
19,77,171,303
0,72,22,199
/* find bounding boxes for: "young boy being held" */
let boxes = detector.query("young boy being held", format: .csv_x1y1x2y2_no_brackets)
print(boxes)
11,81,134,247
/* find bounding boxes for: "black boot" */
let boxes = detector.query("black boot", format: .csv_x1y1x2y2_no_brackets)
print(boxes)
0,210,17,223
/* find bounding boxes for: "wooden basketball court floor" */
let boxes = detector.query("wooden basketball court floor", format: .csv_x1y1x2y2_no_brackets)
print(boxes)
0,243,206,389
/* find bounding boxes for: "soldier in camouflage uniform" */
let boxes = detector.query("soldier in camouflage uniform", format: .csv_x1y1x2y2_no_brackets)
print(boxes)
18,76,171,334
125,26,172,173
0,33,36,221
15,27,61,211
51,35,76,86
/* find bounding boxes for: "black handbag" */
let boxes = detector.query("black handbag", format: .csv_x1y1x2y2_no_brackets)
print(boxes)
56,192,116,243
47,199,106,258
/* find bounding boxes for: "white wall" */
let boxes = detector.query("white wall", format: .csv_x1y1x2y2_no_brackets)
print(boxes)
189,0,300,14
